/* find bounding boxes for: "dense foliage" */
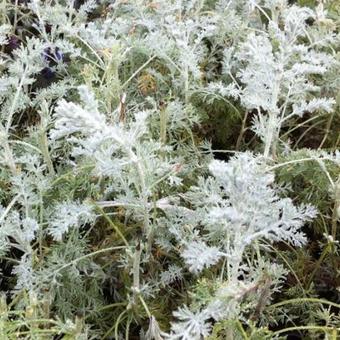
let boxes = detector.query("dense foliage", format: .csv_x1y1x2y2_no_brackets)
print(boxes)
0,0,339,339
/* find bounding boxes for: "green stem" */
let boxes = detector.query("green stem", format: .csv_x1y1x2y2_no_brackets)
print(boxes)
40,131,55,176
306,242,331,289
121,55,156,89
50,245,127,278
236,320,249,340
139,295,152,318
272,325,337,337
269,297,340,310
93,203,129,246
92,302,126,313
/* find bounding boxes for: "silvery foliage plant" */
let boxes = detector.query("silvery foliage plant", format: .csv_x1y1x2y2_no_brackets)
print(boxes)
0,0,338,338
158,152,317,339
205,0,337,158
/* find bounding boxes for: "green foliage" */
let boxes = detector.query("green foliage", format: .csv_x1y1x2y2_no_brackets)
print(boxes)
0,0,339,339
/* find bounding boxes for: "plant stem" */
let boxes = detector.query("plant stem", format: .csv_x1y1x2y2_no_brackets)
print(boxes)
94,203,129,246
306,242,331,289
269,297,340,310
272,325,337,337
50,246,127,277
236,110,249,150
